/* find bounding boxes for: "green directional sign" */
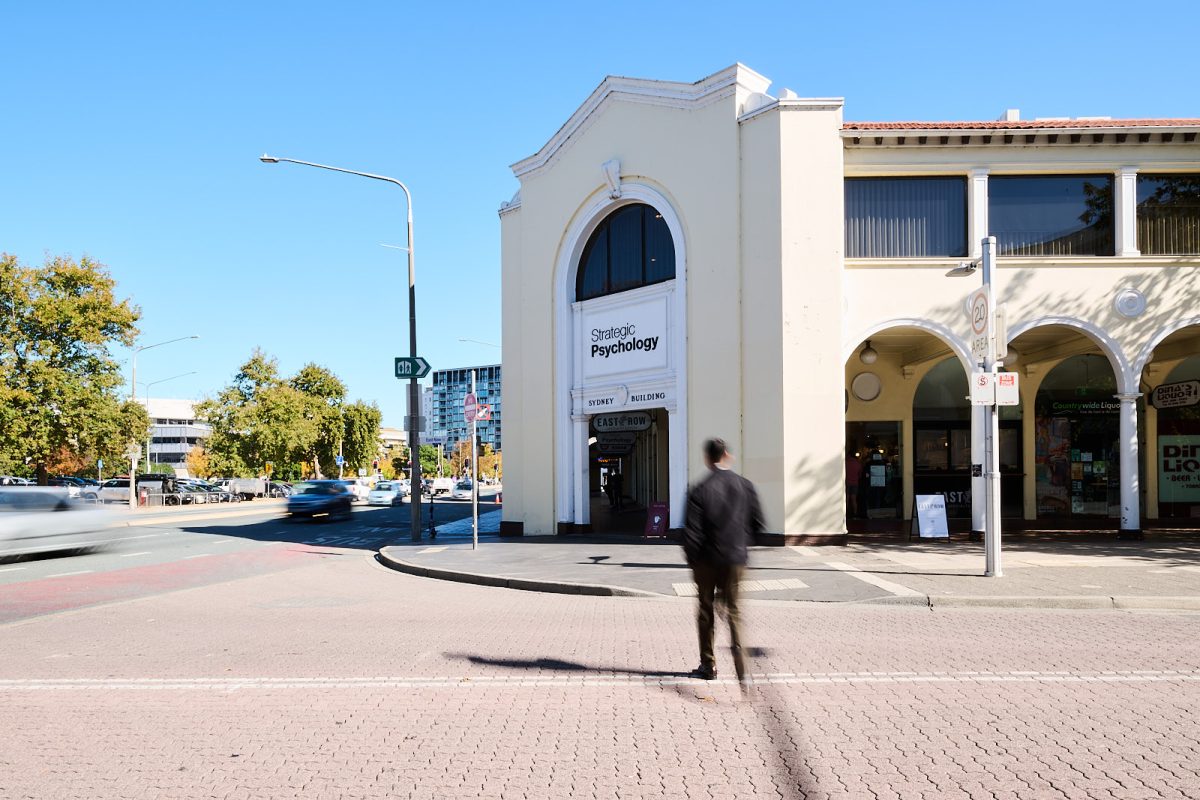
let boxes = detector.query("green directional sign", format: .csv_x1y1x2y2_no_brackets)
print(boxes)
394,356,431,379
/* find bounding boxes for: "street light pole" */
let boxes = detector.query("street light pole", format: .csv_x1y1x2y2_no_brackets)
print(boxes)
980,236,1002,577
260,155,424,541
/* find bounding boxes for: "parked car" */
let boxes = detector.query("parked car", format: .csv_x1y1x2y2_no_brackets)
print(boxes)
215,478,266,500
367,481,403,506
0,487,121,557
267,481,291,498
86,478,130,503
451,480,475,501
286,481,352,521
431,477,456,496
179,479,234,503
0,476,32,486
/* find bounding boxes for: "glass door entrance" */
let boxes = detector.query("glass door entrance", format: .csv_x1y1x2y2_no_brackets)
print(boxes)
846,422,902,520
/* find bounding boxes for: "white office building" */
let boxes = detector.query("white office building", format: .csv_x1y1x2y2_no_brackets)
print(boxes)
499,64,1200,540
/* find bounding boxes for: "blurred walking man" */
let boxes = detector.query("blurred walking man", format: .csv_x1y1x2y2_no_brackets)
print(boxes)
683,438,764,688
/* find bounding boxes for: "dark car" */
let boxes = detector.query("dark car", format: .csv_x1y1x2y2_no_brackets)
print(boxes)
286,480,352,521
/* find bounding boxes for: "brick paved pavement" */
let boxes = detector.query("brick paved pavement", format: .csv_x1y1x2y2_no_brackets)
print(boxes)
1,551,1198,799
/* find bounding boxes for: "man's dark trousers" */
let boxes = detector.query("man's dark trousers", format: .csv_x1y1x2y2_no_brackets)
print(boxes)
692,560,746,679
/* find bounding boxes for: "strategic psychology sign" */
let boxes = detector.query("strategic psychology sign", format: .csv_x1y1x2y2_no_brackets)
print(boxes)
581,296,669,380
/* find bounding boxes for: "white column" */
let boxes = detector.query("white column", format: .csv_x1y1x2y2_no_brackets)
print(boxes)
1115,166,1140,257
1116,393,1142,535
668,407,686,530
967,169,989,261
970,403,986,536
572,414,590,529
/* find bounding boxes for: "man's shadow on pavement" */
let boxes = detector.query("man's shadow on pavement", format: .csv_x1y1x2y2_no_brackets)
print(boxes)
446,653,684,678
445,648,816,799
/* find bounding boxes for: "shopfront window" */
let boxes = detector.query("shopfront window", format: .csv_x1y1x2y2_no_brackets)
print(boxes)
1035,354,1120,517
844,177,967,258
911,357,1022,517
990,175,1114,256
1156,355,1200,517
576,204,675,302
846,422,902,520
1137,174,1200,255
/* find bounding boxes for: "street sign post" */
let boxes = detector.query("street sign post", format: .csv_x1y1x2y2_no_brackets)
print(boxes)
968,288,990,363
394,356,431,379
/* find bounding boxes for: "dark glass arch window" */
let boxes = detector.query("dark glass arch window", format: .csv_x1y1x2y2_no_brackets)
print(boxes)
576,204,675,301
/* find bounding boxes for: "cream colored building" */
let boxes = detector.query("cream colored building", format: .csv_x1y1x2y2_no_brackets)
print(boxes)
499,64,1200,541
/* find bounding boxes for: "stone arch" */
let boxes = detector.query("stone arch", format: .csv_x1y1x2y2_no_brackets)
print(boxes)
552,182,689,530
845,318,975,375
1006,316,1135,395
1133,315,1200,377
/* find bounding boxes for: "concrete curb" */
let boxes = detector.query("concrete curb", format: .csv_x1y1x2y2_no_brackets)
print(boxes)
374,550,659,598
374,550,1200,611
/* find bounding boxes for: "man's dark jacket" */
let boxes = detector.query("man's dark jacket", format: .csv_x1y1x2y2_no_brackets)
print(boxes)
684,468,765,566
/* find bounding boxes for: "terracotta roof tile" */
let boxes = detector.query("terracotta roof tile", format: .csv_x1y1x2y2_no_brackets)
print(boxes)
844,119,1200,131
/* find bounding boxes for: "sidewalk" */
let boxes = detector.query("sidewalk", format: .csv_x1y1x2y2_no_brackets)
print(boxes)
377,513,1200,610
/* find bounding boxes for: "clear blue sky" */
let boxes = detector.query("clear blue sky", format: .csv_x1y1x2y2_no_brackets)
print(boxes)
3,1,1196,426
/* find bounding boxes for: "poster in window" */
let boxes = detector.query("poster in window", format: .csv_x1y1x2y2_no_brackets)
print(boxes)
1159,435,1200,503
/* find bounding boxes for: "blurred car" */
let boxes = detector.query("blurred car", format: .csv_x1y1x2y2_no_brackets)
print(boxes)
395,479,411,497
46,477,82,497
367,481,403,506
337,479,370,502
0,487,120,557
451,480,475,501
431,477,455,496
267,481,291,498
286,481,353,521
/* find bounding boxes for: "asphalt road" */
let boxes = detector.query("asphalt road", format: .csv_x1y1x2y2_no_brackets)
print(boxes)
0,498,496,624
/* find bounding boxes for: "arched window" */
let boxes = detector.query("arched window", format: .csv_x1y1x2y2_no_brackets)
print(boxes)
576,203,675,302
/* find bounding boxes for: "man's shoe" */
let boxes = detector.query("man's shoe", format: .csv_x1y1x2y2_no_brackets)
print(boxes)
689,665,717,680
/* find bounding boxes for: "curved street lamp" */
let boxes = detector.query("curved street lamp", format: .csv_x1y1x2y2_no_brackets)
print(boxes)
260,154,424,541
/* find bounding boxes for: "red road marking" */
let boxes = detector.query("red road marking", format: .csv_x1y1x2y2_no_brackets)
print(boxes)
0,544,333,624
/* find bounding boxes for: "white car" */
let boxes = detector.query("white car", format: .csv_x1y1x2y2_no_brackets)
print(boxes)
367,481,403,506
337,480,370,502
85,478,131,504
451,480,475,501
0,487,121,557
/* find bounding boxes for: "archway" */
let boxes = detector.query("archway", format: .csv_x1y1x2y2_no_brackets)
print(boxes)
1007,321,1135,529
553,186,688,534
1138,322,1200,521
844,325,972,531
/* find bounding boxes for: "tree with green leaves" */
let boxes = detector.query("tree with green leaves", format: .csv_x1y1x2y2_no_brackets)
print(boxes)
0,253,149,483
342,400,382,472
199,352,381,481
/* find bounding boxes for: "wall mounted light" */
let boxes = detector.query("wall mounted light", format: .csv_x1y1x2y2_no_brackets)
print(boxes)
858,340,878,365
